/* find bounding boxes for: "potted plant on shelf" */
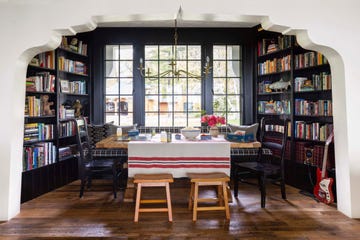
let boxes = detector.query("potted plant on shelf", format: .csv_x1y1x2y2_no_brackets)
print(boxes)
201,114,226,137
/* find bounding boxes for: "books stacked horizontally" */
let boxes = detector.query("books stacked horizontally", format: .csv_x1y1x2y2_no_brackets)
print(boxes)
24,123,54,142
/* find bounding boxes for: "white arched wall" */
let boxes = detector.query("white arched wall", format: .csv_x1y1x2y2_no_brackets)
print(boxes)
0,0,359,220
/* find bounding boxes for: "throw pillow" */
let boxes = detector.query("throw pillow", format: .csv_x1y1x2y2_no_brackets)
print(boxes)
228,123,259,141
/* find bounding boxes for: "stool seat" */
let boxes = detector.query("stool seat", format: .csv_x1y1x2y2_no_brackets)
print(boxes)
187,172,230,182
133,173,173,222
134,173,174,183
187,172,230,221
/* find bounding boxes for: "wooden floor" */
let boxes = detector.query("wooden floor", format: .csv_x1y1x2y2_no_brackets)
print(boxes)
1,179,360,239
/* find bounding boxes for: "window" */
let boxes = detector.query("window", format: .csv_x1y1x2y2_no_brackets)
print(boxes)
212,45,242,125
104,45,133,125
144,45,202,127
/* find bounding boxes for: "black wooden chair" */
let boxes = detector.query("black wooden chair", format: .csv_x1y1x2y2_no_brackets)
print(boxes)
74,117,124,198
233,117,289,208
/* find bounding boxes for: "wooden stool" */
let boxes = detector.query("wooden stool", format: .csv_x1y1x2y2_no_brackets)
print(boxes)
187,172,230,221
133,173,174,222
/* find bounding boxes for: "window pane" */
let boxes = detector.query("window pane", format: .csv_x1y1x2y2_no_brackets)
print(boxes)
105,45,119,60
188,78,201,94
145,112,158,126
188,95,201,111
105,96,118,113
120,61,133,77
105,78,119,95
213,95,227,112
159,97,172,112
174,96,186,111
144,60,158,76
213,61,226,77
159,60,173,76
227,61,240,77
120,78,133,94
160,78,173,94
105,113,119,125
227,112,241,125
213,45,226,59
227,96,240,111
227,45,240,60
174,112,187,126
227,78,240,94
188,61,201,76
159,46,173,59
145,46,158,60
176,45,186,60
174,78,187,94
120,112,133,126
160,113,173,126
145,79,158,94
213,78,226,94
145,95,158,111
119,45,133,60
188,46,201,59
118,96,133,113
188,112,201,127
105,61,119,77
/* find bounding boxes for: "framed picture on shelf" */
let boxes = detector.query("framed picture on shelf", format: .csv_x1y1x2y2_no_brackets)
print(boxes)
60,79,70,93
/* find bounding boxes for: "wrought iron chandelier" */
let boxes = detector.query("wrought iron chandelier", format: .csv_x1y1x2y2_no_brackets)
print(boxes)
138,9,212,80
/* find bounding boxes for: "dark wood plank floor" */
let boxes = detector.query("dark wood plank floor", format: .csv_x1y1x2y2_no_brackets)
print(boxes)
1,179,360,239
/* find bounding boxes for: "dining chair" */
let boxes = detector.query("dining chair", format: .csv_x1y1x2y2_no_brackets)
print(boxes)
233,116,289,208
74,117,124,198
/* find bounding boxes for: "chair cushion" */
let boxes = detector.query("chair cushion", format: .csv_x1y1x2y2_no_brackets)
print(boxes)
228,123,259,140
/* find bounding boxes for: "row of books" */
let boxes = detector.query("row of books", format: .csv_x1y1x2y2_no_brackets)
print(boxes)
58,57,87,75
23,142,56,171
294,52,328,69
294,121,333,141
295,141,335,169
258,55,291,75
24,123,54,142
294,72,332,92
60,36,88,56
58,119,76,137
59,105,75,120
26,72,55,93
257,100,291,115
60,79,86,94
257,35,293,56
29,51,55,69
25,95,54,117
294,99,333,116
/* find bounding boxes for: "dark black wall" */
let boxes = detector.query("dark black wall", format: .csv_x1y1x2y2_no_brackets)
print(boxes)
83,27,257,125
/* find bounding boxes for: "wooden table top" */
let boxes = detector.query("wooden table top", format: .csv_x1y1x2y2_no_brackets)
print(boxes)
96,135,261,149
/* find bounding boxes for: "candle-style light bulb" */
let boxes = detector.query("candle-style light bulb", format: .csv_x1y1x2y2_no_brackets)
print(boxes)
140,58,143,64
206,56,210,63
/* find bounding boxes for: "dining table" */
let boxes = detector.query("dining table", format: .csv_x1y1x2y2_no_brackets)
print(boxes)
96,133,261,177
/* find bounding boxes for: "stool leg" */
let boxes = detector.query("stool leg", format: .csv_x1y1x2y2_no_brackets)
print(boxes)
188,182,194,210
222,182,230,220
165,182,173,222
193,182,199,221
134,183,142,222
217,185,224,206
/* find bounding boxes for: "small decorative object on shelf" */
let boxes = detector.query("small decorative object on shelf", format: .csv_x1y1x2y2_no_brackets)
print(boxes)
41,95,54,116
72,99,82,118
201,114,226,137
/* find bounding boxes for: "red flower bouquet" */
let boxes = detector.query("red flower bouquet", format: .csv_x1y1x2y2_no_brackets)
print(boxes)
201,115,226,127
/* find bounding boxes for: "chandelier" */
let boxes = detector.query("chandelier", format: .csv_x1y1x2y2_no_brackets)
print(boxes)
138,16,212,80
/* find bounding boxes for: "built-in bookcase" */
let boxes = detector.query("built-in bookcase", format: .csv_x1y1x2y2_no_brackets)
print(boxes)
255,27,335,196
22,34,90,203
